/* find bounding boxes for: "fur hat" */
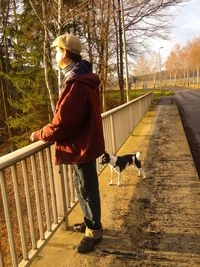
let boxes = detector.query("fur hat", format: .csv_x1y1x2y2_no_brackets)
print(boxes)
51,34,82,55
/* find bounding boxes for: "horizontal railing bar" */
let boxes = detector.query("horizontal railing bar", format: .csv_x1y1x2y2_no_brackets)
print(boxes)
0,141,50,170
101,92,152,118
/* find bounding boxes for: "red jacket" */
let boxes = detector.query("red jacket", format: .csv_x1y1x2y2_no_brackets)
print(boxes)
33,71,105,164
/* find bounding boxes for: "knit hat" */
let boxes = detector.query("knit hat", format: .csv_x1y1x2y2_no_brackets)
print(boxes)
51,34,82,55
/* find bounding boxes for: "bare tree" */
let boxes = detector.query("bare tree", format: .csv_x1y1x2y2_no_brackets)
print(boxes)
187,38,200,86
79,0,114,111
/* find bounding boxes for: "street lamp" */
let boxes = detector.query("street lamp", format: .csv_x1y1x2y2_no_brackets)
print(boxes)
159,46,163,93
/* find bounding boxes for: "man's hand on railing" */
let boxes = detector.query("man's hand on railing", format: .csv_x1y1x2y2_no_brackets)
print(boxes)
30,132,37,142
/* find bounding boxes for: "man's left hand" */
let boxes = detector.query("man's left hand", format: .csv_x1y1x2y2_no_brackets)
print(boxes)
30,132,37,142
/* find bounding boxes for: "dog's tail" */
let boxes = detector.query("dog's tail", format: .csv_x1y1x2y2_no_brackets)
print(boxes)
136,151,141,160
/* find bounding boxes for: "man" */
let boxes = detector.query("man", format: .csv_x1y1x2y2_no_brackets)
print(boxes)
30,33,105,253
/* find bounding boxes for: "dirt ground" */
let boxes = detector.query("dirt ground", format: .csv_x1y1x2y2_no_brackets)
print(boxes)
32,96,200,267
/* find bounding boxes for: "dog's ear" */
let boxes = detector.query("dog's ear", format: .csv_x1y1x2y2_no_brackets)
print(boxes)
136,151,141,160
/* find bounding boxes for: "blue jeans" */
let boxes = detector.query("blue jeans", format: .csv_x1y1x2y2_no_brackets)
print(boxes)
72,160,101,230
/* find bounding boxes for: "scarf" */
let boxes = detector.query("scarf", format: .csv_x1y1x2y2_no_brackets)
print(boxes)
61,62,76,77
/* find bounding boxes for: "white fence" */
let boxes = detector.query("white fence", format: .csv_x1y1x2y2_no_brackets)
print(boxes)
0,92,153,267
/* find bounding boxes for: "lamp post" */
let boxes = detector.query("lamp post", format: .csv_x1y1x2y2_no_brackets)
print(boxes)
159,46,163,93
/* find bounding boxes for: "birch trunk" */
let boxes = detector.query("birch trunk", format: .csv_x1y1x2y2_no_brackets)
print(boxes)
117,0,124,104
42,1,56,114
174,73,177,87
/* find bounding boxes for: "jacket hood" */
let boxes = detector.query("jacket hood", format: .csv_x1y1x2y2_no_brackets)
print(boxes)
73,60,92,75
66,60,100,89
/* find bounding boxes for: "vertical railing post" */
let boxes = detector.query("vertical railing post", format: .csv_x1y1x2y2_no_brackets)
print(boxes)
67,165,76,205
0,245,4,267
109,115,116,154
0,171,18,267
139,99,142,120
51,145,68,230
11,165,28,260
129,105,133,131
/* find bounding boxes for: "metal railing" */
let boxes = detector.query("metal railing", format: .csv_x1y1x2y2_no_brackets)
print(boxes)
0,92,153,267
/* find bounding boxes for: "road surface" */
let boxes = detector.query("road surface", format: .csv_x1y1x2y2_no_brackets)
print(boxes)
174,88,200,177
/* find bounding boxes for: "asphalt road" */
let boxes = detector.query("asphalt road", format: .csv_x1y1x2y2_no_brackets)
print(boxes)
174,88,200,177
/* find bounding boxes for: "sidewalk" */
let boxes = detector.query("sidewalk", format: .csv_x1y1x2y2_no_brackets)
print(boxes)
31,96,200,267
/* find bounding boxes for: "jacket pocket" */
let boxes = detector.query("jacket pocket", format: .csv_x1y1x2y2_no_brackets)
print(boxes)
56,141,77,154
71,139,80,154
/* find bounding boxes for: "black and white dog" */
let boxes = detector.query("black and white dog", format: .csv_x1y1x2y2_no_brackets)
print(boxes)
101,152,146,186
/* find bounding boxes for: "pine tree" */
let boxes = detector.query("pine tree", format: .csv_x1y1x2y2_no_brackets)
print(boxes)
5,1,56,148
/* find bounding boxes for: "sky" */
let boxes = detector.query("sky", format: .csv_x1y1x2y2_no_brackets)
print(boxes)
150,0,200,63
